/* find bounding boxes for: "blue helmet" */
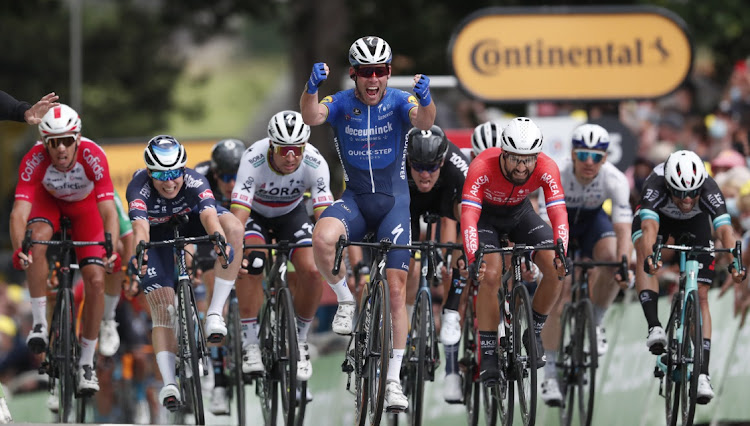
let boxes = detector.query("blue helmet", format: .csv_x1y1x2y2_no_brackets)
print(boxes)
571,124,610,151
144,135,187,171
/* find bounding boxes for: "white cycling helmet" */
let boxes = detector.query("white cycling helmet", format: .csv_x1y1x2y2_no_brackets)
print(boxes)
39,104,81,140
348,36,392,67
663,150,707,193
501,117,544,155
571,123,610,151
471,121,502,157
144,135,188,171
267,110,310,145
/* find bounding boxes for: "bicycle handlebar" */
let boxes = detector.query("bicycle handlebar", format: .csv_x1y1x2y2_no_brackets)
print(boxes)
22,230,114,261
473,238,568,281
574,255,629,282
649,235,745,276
135,232,229,278
331,237,453,276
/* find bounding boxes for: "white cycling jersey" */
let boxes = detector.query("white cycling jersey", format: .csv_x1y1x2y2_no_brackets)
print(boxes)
540,159,632,224
231,138,334,218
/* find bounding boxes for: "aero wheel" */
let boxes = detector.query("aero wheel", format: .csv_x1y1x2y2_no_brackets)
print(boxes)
407,290,428,425
497,295,512,426
257,301,278,426
513,285,537,426
558,304,575,426
576,299,597,426
664,296,680,426
59,289,75,423
277,287,298,426
679,292,702,426
227,297,246,426
355,287,371,426
181,281,205,425
366,279,391,425
461,296,479,426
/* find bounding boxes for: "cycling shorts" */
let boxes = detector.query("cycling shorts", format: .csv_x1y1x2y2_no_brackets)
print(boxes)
476,199,554,261
569,208,615,259
321,190,411,272
244,203,313,260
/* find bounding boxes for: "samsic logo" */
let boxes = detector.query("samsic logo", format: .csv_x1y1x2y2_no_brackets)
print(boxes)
449,6,692,102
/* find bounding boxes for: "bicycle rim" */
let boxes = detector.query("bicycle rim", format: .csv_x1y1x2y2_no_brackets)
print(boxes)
679,293,701,426
59,289,75,423
497,294,511,426
558,304,574,426
461,297,479,426
576,300,597,426
228,298,246,426
181,281,205,425
513,285,536,426
664,296,679,426
482,384,498,426
258,301,278,425
369,280,391,425
355,304,370,426
407,291,428,425
277,288,298,426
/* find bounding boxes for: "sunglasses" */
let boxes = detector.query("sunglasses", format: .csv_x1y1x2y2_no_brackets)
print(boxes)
503,152,538,167
218,173,236,183
355,66,390,78
272,143,305,157
150,168,184,182
45,135,77,149
669,187,701,200
411,161,441,173
574,149,605,163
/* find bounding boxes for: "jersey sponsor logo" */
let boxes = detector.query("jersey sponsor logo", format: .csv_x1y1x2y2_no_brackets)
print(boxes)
316,177,328,193
392,223,404,244
82,148,105,181
259,186,302,197
303,156,321,169
20,151,46,182
240,194,248,201
249,154,265,168
378,110,394,120
644,188,659,202
469,175,489,198
139,184,151,198
353,108,362,116
557,224,569,245
344,122,393,137
199,189,214,200
465,226,479,256
407,95,418,106
541,173,561,196
321,96,333,104
449,152,469,176
129,199,147,211
377,103,389,113
348,147,393,156
707,193,724,208
185,174,204,188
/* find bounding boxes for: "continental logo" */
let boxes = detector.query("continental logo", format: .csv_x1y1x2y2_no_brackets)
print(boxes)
449,6,692,101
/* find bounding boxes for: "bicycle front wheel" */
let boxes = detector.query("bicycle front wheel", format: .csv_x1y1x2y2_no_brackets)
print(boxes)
664,295,680,426
277,287,299,426
512,284,537,426
574,299,597,426
227,295,246,426
558,303,575,426
361,279,391,426
461,294,480,426
180,280,205,425
406,289,429,425
679,291,702,426
257,299,278,426
57,289,76,423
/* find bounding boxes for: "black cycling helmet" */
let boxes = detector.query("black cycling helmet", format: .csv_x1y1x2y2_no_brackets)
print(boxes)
210,139,246,175
407,125,448,164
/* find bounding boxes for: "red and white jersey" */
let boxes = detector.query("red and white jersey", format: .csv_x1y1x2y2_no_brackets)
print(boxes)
15,138,114,203
231,138,334,218
461,148,569,264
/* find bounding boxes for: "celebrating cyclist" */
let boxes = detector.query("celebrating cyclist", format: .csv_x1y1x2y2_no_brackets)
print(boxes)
537,123,632,405
9,104,120,394
634,149,745,404
404,125,470,402
194,138,246,415
230,110,334,386
461,117,569,384
300,35,436,410
125,135,244,410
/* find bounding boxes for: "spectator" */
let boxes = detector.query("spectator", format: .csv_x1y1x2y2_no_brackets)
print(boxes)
0,91,59,124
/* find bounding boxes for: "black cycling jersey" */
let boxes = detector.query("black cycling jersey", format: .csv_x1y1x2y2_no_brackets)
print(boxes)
195,160,231,209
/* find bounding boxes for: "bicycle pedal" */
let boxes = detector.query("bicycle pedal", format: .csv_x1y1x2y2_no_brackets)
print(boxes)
163,396,180,412
653,366,664,378
76,388,96,398
386,405,406,414
207,333,225,344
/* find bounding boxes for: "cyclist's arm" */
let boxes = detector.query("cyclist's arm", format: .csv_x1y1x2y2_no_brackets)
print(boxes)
408,100,436,131
716,223,739,254
613,222,633,264
199,208,225,240
98,199,120,258
9,200,31,251
300,92,328,126
639,215,659,254
131,219,150,250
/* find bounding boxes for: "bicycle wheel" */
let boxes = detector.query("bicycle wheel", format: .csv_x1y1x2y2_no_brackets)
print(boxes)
407,289,429,425
574,299,597,426
277,287,298,426
664,296,680,426
460,294,480,426
180,280,205,425
227,295,246,426
512,284,537,426
678,291,702,426
257,299,278,426
496,295,512,426
558,303,575,426
362,279,391,425
58,289,76,423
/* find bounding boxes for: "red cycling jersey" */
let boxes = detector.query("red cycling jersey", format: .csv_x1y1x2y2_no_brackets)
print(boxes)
461,148,569,265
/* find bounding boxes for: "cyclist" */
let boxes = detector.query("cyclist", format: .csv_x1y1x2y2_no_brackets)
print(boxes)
125,135,244,410
634,149,746,404
231,110,333,384
404,125,470,402
470,120,502,161
537,123,632,405
194,138,245,415
461,116,569,384
300,35,436,411
10,104,120,394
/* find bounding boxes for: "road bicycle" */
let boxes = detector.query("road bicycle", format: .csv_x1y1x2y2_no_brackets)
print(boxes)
651,234,743,426
474,238,567,426
557,255,628,426
335,235,418,426
22,217,112,423
224,286,246,425
244,240,310,426
135,215,230,425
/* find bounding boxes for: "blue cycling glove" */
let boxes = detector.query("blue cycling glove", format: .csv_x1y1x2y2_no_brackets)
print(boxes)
307,62,328,94
413,74,432,107
224,242,235,265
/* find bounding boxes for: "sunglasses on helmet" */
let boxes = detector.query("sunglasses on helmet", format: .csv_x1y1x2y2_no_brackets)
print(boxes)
410,161,441,173
150,168,185,182
354,66,390,78
272,143,305,157
668,186,701,200
574,149,605,164
45,135,77,149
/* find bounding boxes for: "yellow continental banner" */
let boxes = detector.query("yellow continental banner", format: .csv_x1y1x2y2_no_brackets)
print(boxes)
449,6,692,101
101,140,217,206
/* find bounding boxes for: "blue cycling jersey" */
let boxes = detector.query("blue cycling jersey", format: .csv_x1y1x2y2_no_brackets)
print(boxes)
322,88,418,196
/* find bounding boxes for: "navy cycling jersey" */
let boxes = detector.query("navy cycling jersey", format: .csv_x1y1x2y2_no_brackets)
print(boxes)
321,88,418,196
408,142,468,224
126,168,217,224
194,160,231,209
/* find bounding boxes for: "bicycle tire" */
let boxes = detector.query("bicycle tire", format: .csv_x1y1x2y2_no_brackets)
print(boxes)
180,280,205,425
679,291,702,426
257,299,278,426
496,293,511,426
575,299,597,426
512,284,536,426
664,295,680,426
59,289,75,423
295,381,308,426
461,293,480,426
364,279,391,425
407,289,429,425
277,287,298,426
227,295,246,426
558,303,575,426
